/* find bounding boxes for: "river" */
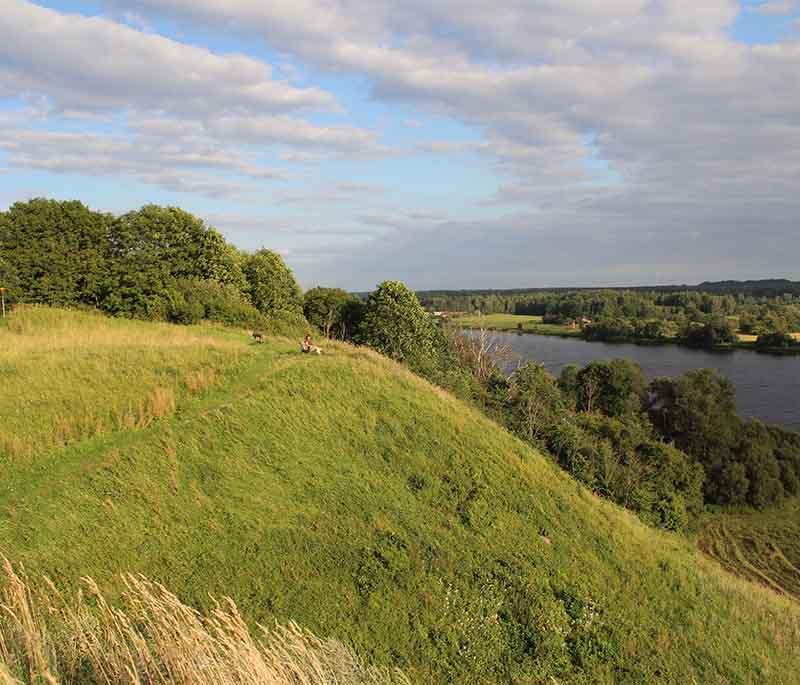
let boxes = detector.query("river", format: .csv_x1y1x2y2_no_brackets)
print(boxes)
483,331,800,431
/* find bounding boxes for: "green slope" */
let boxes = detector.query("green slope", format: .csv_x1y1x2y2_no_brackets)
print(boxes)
1,309,799,684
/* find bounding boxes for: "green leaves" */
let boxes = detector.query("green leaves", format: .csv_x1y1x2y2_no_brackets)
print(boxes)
243,249,303,317
1,200,300,330
303,286,361,339
359,281,437,366
0,198,111,307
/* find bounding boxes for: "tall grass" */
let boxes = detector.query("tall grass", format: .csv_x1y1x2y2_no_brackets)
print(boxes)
0,559,408,685
0,307,248,463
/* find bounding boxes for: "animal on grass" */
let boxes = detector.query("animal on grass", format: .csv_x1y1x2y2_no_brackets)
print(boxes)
251,331,264,344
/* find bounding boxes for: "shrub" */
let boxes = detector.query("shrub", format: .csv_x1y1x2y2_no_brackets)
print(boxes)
166,278,265,328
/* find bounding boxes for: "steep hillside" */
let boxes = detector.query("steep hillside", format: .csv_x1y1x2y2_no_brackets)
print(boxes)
1,309,799,683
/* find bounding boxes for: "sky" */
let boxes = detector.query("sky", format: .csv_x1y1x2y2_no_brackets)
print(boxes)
1,0,799,291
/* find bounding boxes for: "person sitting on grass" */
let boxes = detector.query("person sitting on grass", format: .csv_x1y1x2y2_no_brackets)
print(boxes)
301,334,322,355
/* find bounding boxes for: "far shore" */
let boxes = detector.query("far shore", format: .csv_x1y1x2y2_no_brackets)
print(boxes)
452,313,800,356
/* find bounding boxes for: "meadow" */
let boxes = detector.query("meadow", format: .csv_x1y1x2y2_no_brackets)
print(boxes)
0,306,248,463
697,499,800,602
454,312,581,337
1,308,799,683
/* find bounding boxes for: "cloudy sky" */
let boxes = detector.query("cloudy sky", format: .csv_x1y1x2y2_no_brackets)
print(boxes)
1,0,799,290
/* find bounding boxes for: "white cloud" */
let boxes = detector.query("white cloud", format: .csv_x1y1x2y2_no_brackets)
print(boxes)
0,0,335,115
0,2,391,197
0,128,283,197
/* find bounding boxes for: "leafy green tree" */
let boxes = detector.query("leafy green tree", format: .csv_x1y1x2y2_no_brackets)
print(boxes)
303,287,360,338
557,364,580,409
243,249,303,316
682,318,737,348
105,205,247,318
575,359,646,418
358,281,437,366
0,199,111,306
756,331,797,349
736,421,785,508
648,369,742,503
507,362,568,443
638,442,705,531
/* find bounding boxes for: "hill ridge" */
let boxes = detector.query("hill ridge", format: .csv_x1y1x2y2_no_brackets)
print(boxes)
1,309,799,683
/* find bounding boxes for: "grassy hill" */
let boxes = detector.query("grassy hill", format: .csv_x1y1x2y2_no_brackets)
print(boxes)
1,308,799,683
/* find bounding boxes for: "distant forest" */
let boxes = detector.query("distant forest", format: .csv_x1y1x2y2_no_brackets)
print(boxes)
418,281,800,347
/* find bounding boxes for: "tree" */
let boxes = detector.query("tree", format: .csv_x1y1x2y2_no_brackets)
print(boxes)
105,205,247,318
756,331,797,349
243,249,303,316
303,287,360,338
507,362,567,443
0,252,19,305
648,369,741,503
557,364,580,409
358,281,437,366
575,359,646,418
682,318,736,348
0,199,111,307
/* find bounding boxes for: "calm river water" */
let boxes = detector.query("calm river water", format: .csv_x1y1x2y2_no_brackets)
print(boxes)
484,332,800,431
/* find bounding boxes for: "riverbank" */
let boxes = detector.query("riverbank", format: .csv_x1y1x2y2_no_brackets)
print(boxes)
453,314,800,356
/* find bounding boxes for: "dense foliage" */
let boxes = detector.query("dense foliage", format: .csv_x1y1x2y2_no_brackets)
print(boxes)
0,199,111,307
649,370,800,507
0,199,307,335
303,287,363,339
357,281,439,365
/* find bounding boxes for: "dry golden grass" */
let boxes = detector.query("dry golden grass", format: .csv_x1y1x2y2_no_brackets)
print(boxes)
0,559,408,685
1,306,241,357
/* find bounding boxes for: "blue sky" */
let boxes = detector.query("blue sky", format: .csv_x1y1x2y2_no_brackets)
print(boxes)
1,0,799,289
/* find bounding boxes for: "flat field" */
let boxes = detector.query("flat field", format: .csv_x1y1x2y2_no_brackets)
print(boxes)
454,312,581,336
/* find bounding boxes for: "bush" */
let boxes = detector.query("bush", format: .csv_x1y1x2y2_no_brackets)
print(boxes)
682,318,737,348
166,278,266,328
358,281,437,367
756,331,798,349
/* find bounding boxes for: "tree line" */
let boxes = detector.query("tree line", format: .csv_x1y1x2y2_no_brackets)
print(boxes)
0,199,307,335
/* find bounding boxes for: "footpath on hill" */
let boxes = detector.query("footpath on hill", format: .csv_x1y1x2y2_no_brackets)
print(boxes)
1,312,799,684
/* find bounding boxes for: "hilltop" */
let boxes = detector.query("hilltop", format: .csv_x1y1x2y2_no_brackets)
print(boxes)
1,308,799,683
